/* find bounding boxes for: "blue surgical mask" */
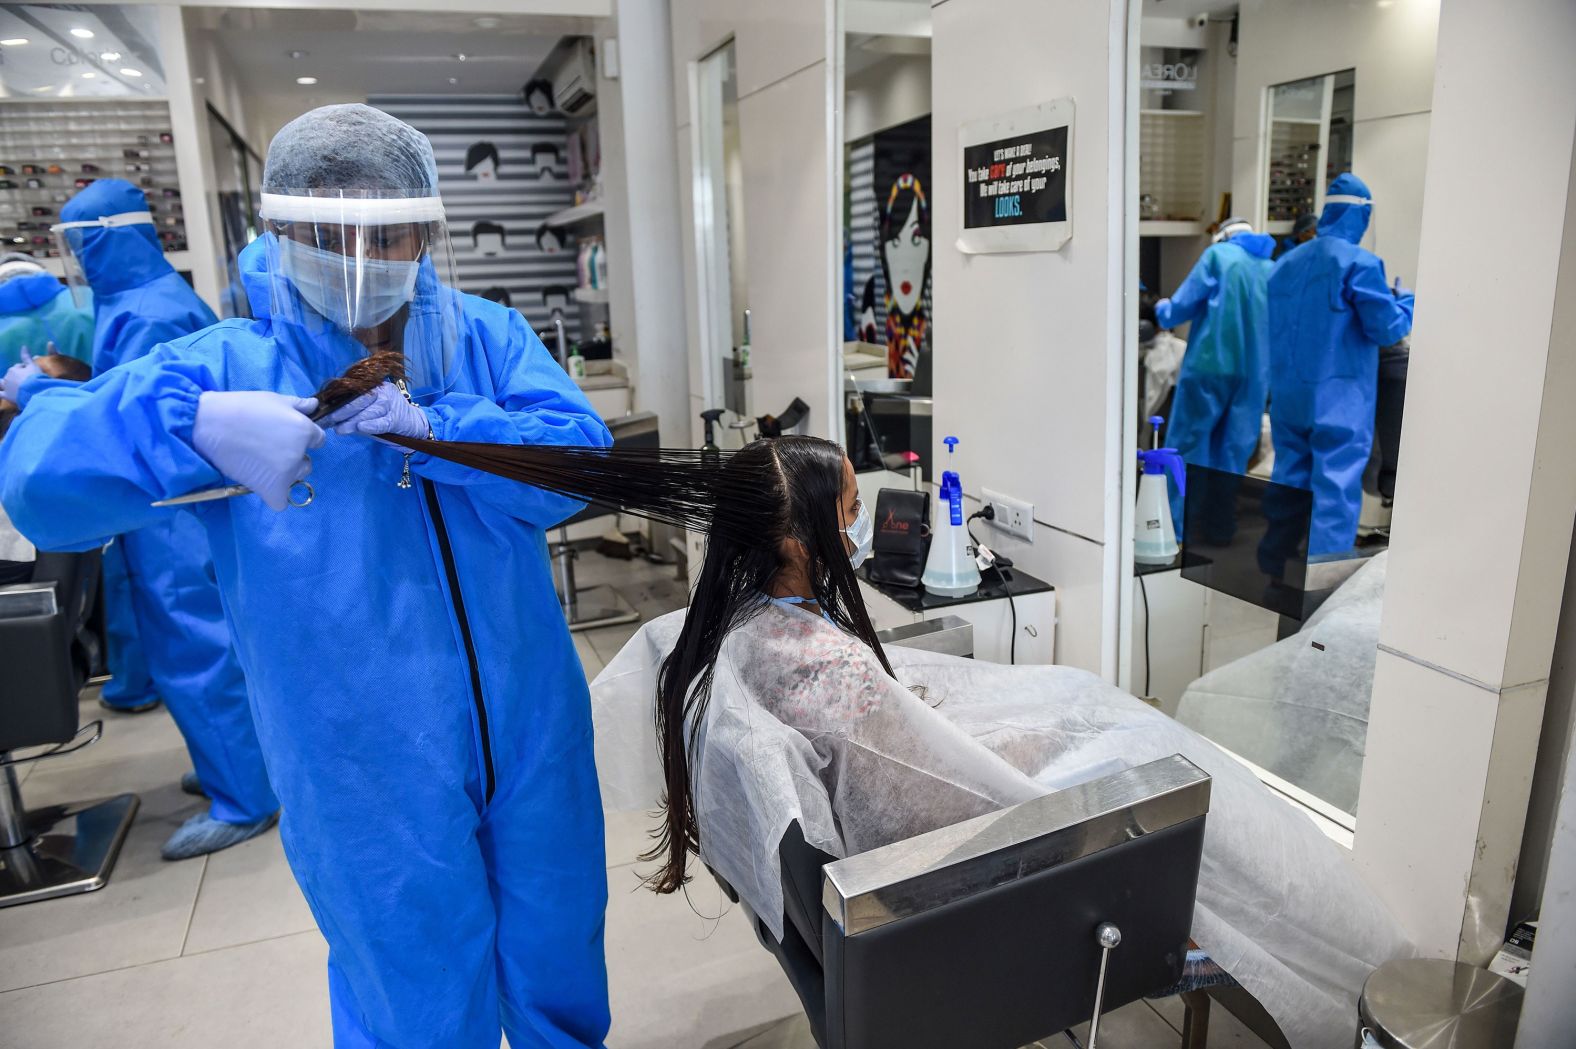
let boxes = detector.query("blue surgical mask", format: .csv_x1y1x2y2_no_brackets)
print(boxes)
279,237,419,331
843,499,874,570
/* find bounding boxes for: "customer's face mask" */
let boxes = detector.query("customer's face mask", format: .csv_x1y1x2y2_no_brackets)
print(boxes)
280,237,420,331
843,498,874,570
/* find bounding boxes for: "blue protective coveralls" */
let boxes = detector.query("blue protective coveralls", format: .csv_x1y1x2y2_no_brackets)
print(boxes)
1155,231,1275,535
52,180,275,815
0,232,613,1048
97,539,161,710
1267,174,1414,555
0,271,95,366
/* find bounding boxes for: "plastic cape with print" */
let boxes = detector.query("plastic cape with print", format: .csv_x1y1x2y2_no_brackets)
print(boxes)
591,600,1416,1049
258,188,463,401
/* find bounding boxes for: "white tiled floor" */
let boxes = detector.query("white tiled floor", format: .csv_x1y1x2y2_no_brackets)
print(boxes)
0,551,1269,1048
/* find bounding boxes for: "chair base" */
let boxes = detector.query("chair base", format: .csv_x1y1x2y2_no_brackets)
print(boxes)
0,793,139,908
561,583,641,633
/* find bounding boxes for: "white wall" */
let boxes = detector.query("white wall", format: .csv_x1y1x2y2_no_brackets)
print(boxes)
1353,0,1576,960
670,0,840,444
845,53,930,143
1231,0,1440,286
931,0,1129,674
600,0,690,451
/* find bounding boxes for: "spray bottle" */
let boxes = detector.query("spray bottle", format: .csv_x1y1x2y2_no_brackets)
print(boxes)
1135,415,1187,565
922,436,983,598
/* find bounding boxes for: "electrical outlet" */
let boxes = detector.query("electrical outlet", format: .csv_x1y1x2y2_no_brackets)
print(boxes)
982,488,1034,542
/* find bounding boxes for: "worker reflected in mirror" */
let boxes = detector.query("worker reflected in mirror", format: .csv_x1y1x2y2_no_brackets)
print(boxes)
1154,217,1275,542
1268,173,1414,558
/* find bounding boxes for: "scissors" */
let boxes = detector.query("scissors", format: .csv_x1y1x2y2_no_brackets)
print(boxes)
152,480,315,509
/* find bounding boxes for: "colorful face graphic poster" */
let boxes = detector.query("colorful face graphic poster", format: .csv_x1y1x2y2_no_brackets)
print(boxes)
873,115,931,380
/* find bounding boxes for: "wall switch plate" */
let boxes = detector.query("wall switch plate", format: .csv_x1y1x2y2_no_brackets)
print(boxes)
982,488,1034,542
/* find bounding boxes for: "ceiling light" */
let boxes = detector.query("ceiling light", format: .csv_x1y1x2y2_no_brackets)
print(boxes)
81,71,96,79
296,76,318,85
0,38,29,47
100,50,121,61
448,77,460,85
288,49,308,59
120,68,142,77
454,53,468,62
69,27,94,39
473,16,500,29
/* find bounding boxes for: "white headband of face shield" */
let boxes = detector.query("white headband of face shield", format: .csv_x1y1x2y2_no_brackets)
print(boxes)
49,211,155,234
259,193,446,225
1324,194,1372,207
1212,221,1253,243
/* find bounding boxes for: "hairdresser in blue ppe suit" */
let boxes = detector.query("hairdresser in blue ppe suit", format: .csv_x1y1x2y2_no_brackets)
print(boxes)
1267,173,1414,556
0,252,94,367
1,255,160,713
1,105,611,1048
46,180,279,851
1155,218,1275,535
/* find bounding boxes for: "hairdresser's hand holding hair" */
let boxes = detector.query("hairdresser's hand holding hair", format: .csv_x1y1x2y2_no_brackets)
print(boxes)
320,381,431,439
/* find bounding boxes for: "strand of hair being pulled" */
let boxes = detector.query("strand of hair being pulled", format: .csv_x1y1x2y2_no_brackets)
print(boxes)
313,351,778,541
383,435,777,544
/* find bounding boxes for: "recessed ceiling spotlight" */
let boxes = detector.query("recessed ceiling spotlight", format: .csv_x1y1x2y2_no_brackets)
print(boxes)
473,16,500,29
100,50,121,61
69,27,94,39
81,71,96,79
0,38,30,47
288,49,308,59
448,77,460,85
120,68,142,77
296,76,318,85
454,53,468,62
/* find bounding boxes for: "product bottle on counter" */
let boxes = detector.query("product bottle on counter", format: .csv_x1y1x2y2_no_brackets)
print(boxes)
568,342,587,380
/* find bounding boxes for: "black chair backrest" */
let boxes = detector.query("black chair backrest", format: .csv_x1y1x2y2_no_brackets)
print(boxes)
0,551,101,751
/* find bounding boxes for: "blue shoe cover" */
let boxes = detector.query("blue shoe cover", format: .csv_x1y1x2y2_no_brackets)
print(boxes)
179,772,208,797
161,810,279,861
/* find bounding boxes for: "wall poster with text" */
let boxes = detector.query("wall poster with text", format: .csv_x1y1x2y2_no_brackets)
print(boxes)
956,98,1073,254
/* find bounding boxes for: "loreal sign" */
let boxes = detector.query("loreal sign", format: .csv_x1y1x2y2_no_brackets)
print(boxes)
1141,61,1198,91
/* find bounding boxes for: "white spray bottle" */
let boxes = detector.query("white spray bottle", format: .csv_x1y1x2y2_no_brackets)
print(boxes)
922,436,983,598
1134,415,1187,565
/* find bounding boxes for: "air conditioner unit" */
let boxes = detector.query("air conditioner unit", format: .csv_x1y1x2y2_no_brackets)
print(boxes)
531,37,596,117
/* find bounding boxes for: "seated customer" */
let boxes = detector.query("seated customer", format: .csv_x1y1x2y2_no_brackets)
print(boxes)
592,435,1414,1049
0,352,94,582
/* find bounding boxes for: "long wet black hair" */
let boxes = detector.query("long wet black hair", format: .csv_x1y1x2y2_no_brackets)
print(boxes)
643,435,894,893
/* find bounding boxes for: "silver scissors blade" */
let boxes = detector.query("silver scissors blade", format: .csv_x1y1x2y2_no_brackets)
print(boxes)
151,484,252,507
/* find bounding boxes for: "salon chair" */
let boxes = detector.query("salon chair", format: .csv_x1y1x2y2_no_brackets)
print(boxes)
553,411,658,632
0,548,139,908
717,754,1211,1049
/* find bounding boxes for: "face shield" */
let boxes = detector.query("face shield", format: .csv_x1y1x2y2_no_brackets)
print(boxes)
258,189,463,401
50,210,156,306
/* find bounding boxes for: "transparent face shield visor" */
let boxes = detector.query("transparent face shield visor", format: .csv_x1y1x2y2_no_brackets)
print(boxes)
259,189,463,401
50,211,156,307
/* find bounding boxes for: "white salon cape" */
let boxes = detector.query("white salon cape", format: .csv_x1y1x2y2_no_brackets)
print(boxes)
591,601,1414,1049
1177,552,1387,815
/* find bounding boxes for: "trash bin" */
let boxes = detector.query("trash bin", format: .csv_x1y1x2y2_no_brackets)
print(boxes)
1356,958,1523,1048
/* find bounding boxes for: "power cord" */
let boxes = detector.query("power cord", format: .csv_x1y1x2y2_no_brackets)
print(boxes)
967,505,1019,665
1139,573,1151,697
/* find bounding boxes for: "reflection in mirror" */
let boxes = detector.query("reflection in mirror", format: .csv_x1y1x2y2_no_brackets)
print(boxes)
1130,4,1433,824
841,0,934,481
694,41,750,433
1264,69,1354,232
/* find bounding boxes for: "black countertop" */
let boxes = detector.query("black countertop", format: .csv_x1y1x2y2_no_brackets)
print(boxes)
858,562,1053,612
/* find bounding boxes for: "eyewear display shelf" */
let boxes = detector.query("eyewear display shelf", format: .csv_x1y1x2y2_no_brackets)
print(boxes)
0,99,186,261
